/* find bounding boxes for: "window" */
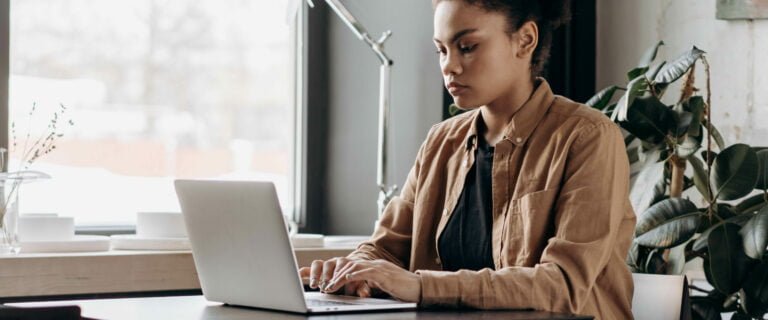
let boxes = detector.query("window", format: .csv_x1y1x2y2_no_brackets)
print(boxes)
6,0,300,227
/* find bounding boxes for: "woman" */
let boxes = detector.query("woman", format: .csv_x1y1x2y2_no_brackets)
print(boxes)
299,1,636,318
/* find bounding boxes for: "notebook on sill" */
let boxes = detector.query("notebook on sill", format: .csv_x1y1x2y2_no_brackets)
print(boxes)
174,179,417,314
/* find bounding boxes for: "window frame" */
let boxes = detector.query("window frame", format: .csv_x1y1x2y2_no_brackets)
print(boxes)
0,1,307,235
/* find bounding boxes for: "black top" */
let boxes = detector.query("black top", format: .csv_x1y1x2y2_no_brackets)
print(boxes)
437,131,495,271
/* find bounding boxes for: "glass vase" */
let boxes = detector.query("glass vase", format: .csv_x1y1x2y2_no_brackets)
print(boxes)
0,178,21,254
0,170,51,255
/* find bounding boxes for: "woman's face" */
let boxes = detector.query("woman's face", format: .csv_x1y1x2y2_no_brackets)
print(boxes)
433,1,535,109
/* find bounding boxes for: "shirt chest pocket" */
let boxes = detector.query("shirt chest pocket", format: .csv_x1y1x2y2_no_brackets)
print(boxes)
503,188,559,266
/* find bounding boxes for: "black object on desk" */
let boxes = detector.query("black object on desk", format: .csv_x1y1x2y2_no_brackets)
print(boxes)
0,305,82,320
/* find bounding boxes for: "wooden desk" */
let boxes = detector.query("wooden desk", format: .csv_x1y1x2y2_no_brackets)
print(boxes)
0,248,353,301
6,295,593,319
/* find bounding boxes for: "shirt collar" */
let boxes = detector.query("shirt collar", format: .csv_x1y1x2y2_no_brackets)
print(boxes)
464,78,556,150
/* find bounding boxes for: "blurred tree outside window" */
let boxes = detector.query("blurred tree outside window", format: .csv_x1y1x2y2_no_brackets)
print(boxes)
8,0,297,226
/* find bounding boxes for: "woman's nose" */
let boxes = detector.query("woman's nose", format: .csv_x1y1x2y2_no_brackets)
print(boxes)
441,51,462,76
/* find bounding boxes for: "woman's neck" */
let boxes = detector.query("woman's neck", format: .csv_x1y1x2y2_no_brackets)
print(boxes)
480,80,535,146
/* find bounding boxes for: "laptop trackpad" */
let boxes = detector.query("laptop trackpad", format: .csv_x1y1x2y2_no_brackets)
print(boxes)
305,292,408,305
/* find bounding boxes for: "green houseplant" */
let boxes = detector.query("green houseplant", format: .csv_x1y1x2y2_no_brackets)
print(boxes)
588,42,768,320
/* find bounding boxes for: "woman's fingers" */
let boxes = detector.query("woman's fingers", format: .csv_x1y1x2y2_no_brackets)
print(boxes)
326,267,378,293
356,281,371,298
343,280,360,296
329,260,358,284
308,260,325,289
324,261,360,292
320,259,337,291
332,257,349,279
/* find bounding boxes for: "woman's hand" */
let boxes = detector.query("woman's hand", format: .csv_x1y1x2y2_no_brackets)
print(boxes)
298,257,372,297
323,259,421,303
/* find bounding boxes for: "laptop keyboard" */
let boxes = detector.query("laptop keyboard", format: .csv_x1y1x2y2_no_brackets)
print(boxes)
306,299,359,307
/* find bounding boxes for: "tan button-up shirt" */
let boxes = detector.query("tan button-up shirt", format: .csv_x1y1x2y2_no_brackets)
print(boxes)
347,79,636,319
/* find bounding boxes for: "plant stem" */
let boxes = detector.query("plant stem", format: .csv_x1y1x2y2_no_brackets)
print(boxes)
19,102,37,169
670,154,686,198
703,57,714,219
679,64,697,104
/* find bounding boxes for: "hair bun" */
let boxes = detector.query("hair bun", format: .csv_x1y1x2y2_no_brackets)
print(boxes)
541,0,572,29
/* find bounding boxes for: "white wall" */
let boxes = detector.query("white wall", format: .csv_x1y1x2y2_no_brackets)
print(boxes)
325,0,442,234
597,0,768,147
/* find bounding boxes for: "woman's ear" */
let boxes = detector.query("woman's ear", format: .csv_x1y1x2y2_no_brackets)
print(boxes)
515,21,538,59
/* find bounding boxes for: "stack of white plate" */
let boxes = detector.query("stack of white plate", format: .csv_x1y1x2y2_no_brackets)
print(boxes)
290,234,325,248
110,212,190,250
323,235,369,248
18,214,110,253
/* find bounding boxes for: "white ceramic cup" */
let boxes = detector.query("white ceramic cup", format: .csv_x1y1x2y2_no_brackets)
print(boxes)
18,214,75,242
136,212,187,238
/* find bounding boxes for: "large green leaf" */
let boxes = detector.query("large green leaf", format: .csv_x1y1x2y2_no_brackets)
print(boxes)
741,206,768,260
618,96,676,145
612,76,649,122
756,149,768,190
654,46,706,84
708,223,752,294
676,132,703,159
688,155,712,202
742,260,768,317
735,193,768,214
702,119,726,151
629,159,666,216
638,40,665,68
693,215,754,253
712,144,759,200
634,198,702,249
697,204,738,233
684,96,706,137
635,213,703,248
673,110,694,138
635,197,700,236
627,66,649,81
645,61,667,81
716,203,739,220
586,85,619,110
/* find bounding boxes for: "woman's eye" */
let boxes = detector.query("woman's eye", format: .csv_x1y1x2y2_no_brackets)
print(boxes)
459,44,476,54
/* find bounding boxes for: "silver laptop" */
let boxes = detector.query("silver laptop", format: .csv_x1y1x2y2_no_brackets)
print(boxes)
174,179,417,314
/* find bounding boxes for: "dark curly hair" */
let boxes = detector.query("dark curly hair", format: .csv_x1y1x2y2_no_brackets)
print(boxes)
434,0,572,78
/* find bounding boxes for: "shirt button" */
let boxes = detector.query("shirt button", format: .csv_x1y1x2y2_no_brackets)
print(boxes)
515,137,523,143
443,209,449,216
435,257,441,265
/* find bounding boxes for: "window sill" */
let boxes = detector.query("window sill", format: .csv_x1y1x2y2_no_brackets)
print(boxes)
0,247,354,301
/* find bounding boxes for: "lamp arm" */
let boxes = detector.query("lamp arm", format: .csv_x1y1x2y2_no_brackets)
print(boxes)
305,0,396,219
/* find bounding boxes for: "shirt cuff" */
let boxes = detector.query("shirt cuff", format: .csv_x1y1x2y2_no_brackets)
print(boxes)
414,269,462,307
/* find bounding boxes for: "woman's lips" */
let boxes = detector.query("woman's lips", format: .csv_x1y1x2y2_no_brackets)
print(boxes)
447,82,468,95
